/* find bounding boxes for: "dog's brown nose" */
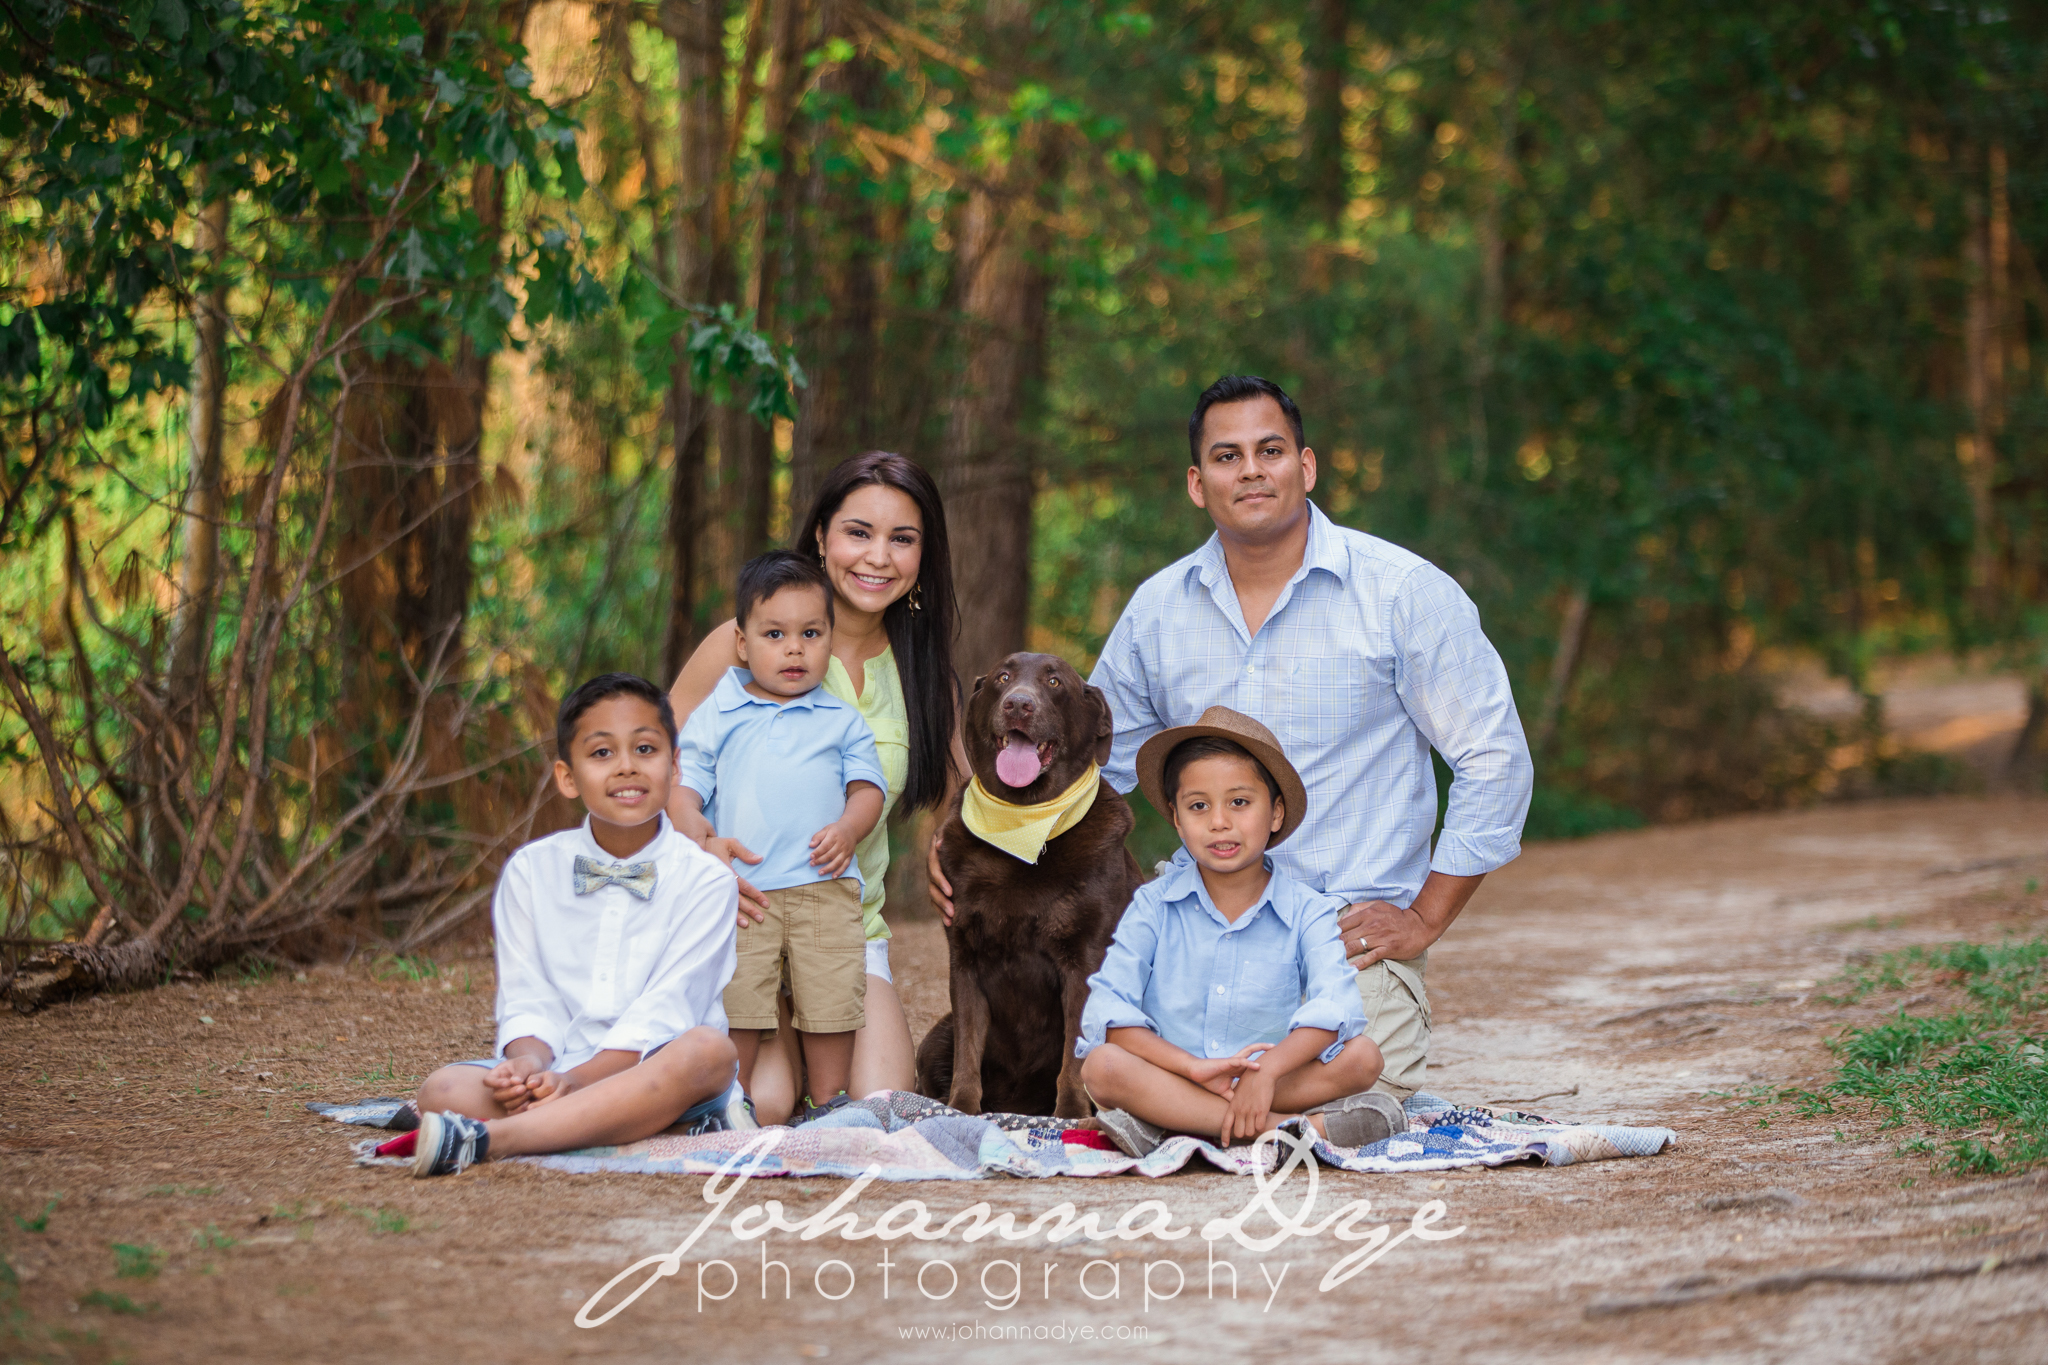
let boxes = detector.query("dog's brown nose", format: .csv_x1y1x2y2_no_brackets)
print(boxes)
1001,690,1036,719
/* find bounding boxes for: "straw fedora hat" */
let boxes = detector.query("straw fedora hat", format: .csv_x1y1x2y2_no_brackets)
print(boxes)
1134,706,1308,847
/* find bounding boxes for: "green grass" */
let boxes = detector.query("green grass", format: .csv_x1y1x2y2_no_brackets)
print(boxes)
1786,938,2048,1174
110,1244,162,1280
371,952,438,982
77,1289,155,1316
191,1224,236,1252
12,1198,58,1233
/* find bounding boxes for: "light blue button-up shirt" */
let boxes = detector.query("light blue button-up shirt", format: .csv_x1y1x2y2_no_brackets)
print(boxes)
674,668,887,893
1076,849,1367,1065
1090,501,1533,908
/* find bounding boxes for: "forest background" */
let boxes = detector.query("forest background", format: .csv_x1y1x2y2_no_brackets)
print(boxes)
2,0,2045,1002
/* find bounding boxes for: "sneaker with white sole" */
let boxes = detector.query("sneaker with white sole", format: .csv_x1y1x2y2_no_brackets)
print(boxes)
1095,1108,1166,1158
1306,1091,1406,1148
684,1083,759,1135
411,1110,490,1177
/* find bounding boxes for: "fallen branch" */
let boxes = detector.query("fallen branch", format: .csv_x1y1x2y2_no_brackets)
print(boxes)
1585,1247,2048,1317
1486,1083,1579,1107
1596,994,1799,1027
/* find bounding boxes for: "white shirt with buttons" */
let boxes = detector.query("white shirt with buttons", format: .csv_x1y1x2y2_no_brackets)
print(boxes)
493,814,738,1071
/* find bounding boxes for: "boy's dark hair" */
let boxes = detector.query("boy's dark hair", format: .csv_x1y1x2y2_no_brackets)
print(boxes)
1187,374,1306,465
555,673,678,761
735,549,834,628
1163,736,1282,807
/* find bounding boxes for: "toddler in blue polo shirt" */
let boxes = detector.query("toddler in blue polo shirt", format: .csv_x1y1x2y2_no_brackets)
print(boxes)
674,550,886,1119
1076,707,1407,1155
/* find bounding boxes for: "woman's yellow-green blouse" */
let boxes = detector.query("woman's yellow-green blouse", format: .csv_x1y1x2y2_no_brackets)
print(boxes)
822,647,906,942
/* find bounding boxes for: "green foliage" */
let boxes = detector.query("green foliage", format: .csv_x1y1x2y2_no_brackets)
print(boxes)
191,1224,236,1252
1792,939,2048,1174
109,1243,161,1280
1521,786,1645,842
11,1198,57,1234
77,1288,156,1315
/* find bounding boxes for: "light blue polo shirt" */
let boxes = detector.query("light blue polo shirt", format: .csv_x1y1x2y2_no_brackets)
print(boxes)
674,668,887,893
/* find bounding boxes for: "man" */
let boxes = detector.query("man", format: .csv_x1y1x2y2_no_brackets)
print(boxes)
1063,374,1531,1098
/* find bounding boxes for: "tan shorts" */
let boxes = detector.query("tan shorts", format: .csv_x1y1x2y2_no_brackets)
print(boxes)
1356,949,1429,1100
724,878,866,1033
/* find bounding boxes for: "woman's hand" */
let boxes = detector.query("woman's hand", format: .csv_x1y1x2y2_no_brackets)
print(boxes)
704,837,772,926
928,828,954,925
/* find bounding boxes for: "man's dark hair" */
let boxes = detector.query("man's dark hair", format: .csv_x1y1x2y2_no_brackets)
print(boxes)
735,549,834,628
555,673,678,761
1164,735,1282,807
1187,374,1307,465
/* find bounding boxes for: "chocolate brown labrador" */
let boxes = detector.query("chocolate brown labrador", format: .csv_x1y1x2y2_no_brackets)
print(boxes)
915,652,1142,1118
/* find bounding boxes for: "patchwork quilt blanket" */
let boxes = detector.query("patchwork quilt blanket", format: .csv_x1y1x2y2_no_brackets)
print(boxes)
311,1089,1676,1180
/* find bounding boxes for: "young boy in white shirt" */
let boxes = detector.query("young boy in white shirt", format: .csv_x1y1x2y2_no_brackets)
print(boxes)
408,673,750,1177
673,550,886,1120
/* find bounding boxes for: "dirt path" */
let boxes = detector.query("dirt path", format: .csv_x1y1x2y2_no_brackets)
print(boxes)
4,795,2045,1364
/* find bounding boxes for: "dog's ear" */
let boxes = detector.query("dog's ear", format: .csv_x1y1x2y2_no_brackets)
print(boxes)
1085,684,1114,765
971,673,988,696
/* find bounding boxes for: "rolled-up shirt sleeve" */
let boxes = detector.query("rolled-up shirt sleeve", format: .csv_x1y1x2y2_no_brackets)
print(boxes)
493,854,569,1061
1088,605,1164,797
1076,895,1164,1058
1288,895,1369,1063
673,703,721,806
598,857,739,1057
838,712,887,796
1393,563,1534,877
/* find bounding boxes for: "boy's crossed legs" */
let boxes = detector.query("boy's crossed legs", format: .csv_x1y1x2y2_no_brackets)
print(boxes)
1080,1033,1389,1147
412,1025,738,1170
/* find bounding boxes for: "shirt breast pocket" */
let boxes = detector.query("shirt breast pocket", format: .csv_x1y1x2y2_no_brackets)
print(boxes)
1278,643,1378,755
1235,958,1304,1012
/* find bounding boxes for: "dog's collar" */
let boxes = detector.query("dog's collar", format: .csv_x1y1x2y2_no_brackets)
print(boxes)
961,763,1101,865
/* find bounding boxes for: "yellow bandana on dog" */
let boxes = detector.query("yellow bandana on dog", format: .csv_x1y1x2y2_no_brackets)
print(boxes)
960,763,1101,865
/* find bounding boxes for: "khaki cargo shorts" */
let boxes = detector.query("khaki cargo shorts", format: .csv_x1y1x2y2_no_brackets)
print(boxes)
723,877,867,1033
1357,949,1430,1100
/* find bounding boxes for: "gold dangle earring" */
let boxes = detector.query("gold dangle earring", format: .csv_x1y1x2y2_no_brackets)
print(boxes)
908,581,924,612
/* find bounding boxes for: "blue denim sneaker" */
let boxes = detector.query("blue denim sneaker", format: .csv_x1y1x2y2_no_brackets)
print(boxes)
682,1082,759,1135
411,1110,490,1177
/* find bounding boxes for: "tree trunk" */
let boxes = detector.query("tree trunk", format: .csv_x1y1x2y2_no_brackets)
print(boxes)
1959,142,2008,611
940,149,1056,680
1531,583,1589,754
662,0,734,676
791,0,880,522
1467,28,1518,487
169,195,231,717
1302,0,1351,228
735,0,809,560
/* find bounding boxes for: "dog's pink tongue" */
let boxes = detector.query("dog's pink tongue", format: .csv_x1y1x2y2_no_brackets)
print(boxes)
994,735,1043,789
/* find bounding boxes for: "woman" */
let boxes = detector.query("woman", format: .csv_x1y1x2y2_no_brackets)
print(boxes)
666,451,961,1122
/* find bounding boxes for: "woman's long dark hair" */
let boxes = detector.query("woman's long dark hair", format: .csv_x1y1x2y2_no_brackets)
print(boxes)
797,452,959,812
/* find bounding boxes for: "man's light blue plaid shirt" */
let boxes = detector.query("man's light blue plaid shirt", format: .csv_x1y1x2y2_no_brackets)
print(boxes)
1090,501,1533,908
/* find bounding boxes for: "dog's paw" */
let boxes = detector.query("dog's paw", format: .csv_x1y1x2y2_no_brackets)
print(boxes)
1053,1088,1092,1121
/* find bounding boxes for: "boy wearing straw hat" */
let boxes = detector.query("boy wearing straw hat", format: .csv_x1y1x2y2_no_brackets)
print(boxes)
1075,707,1406,1156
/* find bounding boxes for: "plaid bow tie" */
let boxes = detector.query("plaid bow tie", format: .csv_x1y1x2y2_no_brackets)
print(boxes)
573,855,658,900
